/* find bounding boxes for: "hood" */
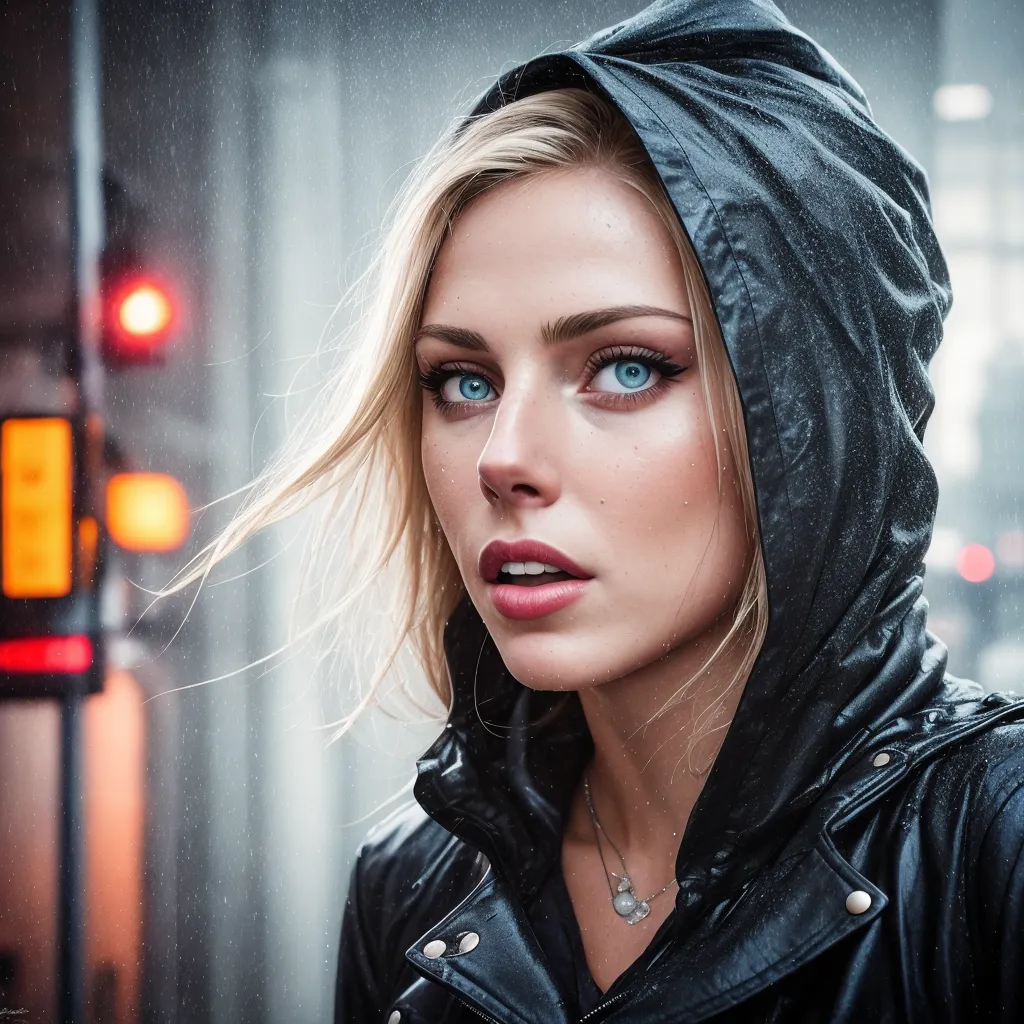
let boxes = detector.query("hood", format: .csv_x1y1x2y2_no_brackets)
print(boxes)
415,0,961,917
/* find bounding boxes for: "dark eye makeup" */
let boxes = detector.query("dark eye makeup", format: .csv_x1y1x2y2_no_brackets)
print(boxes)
417,345,688,415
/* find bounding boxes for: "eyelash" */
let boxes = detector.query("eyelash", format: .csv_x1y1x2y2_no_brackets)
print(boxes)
417,346,687,414
417,362,490,415
583,346,686,404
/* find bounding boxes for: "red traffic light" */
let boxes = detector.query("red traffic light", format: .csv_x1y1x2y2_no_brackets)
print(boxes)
103,276,177,364
119,283,172,337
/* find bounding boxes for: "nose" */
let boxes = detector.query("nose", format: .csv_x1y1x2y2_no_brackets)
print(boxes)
477,382,561,509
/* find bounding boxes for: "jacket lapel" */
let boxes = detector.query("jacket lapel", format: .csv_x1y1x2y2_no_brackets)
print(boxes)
406,872,573,1024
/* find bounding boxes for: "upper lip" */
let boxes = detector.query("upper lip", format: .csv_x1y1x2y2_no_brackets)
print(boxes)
478,539,592,584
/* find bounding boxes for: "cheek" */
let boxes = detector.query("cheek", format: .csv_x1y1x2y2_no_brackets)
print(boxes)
587,391,715,516
591,397,747,604
420,417,482,549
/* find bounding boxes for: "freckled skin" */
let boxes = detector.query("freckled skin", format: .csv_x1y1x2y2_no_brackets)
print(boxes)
416,167,752,991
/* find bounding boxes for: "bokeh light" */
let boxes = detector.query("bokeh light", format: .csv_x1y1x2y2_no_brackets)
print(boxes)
957,542,996,583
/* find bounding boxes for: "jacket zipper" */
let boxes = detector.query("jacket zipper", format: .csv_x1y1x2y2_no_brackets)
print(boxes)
458,991,628,1024
456,996,502,1023
578,990,630,1022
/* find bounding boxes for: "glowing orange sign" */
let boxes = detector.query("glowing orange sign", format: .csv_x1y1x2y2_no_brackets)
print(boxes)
1,418,74,598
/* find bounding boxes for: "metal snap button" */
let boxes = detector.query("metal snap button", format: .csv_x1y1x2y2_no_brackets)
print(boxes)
845,890,872,915
458,931,480,954
422,939,446,959
872,751,891,767
388,1012,402,1024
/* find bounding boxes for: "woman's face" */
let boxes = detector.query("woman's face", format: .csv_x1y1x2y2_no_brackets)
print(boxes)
417,167,750,692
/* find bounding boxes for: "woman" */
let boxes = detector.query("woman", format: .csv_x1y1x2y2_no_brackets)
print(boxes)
195,0,1024,1020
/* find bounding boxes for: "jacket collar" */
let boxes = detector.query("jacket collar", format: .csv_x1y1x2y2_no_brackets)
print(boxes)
405,818,887,1023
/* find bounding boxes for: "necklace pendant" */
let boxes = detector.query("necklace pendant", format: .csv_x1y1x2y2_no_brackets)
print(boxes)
625,901,651,925
612,890,638,917
616,876,632,893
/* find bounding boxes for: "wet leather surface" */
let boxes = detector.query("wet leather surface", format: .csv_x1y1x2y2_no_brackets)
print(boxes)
335,1,1024,1020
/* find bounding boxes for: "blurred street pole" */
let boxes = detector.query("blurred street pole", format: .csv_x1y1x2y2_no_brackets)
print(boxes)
60,0,104,1021
57,699,83,1024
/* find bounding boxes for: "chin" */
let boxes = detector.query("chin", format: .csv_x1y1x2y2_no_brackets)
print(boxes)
486,625,642,693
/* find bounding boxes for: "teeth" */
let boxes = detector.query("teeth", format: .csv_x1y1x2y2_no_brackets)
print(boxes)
500,560,566,577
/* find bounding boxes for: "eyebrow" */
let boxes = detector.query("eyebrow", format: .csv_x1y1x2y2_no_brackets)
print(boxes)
414,304,692,351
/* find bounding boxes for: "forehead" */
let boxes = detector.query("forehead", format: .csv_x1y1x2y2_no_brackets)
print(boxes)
421,167,689,331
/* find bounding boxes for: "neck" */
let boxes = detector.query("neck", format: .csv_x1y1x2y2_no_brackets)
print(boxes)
571,615,751,862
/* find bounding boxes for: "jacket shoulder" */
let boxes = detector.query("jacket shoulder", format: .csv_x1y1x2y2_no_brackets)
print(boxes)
885,714,1024,882
359,798,450,865
918,716,1024,1012
928,716,1024,802
842,710,1024,865
353,799,485,922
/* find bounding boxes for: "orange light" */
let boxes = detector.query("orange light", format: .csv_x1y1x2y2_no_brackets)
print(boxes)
106,473,189,552
0,635,93,673
118,283,173,338
1,418,74,598
957,543,995,584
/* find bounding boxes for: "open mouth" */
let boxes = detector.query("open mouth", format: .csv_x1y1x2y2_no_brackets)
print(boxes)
479,541,591,620
478,540,591,586
497,562,579,587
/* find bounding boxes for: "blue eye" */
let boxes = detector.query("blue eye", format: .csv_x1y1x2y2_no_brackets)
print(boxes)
440,372,496,404
591,359,657,394
460,375,490,400
615,361,651,389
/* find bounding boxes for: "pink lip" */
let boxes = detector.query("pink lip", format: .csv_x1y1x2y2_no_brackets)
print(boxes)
478,539,593,622
489,579,589,620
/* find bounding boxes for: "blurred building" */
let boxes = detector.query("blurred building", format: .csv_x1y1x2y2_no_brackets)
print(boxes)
0,1,1021,1022
923,0,1024,686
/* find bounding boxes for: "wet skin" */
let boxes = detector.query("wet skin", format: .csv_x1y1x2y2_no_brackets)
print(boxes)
417,168,752,990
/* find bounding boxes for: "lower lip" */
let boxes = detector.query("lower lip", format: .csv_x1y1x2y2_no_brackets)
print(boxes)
488,580,589,620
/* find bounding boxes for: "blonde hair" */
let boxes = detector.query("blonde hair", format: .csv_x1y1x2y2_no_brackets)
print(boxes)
175,88,768,736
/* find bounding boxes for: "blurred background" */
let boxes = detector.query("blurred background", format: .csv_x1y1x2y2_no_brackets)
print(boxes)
0,0,1021,1021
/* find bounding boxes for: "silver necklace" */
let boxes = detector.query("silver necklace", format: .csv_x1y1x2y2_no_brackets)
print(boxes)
583,774,677,925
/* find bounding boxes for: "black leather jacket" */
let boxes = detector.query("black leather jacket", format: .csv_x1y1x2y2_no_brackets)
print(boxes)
335,2,1024,1021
